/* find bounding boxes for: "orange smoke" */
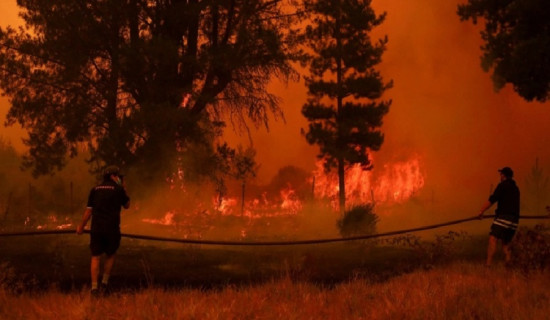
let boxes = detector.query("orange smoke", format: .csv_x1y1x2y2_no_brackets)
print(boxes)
2,0,550,227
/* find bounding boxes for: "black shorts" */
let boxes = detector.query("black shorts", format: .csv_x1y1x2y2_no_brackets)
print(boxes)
90,232,121,256
490,224,516,245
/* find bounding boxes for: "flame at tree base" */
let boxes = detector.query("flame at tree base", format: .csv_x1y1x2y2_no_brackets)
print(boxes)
312,154,426,210
137,153,426,239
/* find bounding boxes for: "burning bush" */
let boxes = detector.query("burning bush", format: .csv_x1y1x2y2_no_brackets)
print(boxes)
337,204,378,238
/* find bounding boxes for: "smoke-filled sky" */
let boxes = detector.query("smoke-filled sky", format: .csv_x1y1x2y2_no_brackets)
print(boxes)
228,0,550,213
1,0,549,218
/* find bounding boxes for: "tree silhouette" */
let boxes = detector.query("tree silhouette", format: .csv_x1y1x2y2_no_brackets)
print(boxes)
458,0,550,102
213,143,258,214
0,0,299,178
301,0,391,213
232,146,259,215
524,158,549,215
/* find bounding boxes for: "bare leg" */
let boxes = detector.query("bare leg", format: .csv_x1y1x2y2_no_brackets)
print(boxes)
91,255,101,288
503,243,512,264
486,235,497,267
103,254,116,282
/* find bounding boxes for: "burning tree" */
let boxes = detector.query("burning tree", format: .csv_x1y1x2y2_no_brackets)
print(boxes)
0,0,300,180
301,0,392,213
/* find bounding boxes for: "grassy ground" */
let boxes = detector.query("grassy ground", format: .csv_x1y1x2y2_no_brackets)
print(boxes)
2,230,548,319
0,231,487,291
1,262,549,320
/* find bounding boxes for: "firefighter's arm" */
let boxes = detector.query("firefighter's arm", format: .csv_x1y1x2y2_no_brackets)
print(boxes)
76,207,92,234
478,200,493,218
121,180,130,210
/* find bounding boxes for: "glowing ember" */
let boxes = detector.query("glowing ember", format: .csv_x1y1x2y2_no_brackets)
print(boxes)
166,167,186,190
280,185,303,214
180,93,191,108
35,215,74,230
55,223,73,230
213,189,301,219
142,210,177,225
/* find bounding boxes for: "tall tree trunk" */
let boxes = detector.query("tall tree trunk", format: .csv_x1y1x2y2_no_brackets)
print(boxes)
336,0,345,214
106,12,121,164
338,158,345,214
241,181,246,216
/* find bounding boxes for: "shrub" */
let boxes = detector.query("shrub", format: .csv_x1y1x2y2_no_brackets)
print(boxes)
510,224,550,272
337,204,378,238
0,261,39,294
382,231,469,268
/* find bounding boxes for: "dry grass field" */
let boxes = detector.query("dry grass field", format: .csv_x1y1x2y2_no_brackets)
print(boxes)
1,262,549,320
1,224,550,320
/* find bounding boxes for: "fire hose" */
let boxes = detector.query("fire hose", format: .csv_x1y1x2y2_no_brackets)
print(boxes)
0,214,548,246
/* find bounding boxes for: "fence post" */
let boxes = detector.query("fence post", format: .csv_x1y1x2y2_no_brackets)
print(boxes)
70,181,73,213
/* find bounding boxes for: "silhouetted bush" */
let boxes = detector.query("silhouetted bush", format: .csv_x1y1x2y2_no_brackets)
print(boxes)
0,262,39,295
511,224,550,273
383,231,469,268
337,204,378,237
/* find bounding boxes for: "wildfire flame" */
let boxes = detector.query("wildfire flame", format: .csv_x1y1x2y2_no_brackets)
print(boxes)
312,154,425,209
34,215,73,230
142,210,177,226
141,154,425,234
22,154,424,235
212,186,302,219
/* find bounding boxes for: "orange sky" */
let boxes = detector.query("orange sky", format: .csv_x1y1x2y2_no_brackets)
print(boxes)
0,0,25,150
228,0,550,214
1,0,549,212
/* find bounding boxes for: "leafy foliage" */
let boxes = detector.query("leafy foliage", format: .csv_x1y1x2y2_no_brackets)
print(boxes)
214,144,258,206
301,0,391,211
458,0,550,102
0,0,299,177
510,224,550,273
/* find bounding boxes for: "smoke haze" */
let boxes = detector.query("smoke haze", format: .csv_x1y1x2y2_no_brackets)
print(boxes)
226,0,550,232
1,0,549,237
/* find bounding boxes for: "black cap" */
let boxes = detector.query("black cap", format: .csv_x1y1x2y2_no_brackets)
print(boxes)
498,167,513,178
104,165,122,177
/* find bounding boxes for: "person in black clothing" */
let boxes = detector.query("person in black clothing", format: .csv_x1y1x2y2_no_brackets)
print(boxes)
478,167,520,267
77,165,130,295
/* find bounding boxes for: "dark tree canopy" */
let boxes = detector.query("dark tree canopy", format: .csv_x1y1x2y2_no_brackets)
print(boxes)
0,0,299,177
458,0,550,102
301,0,391,212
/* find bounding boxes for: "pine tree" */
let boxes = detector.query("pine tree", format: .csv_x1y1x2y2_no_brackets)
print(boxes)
525,158,549,215
301,0,391,213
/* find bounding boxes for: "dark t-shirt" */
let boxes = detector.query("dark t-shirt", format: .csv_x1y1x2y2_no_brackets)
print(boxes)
488,178,520,223
87,179,130,234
